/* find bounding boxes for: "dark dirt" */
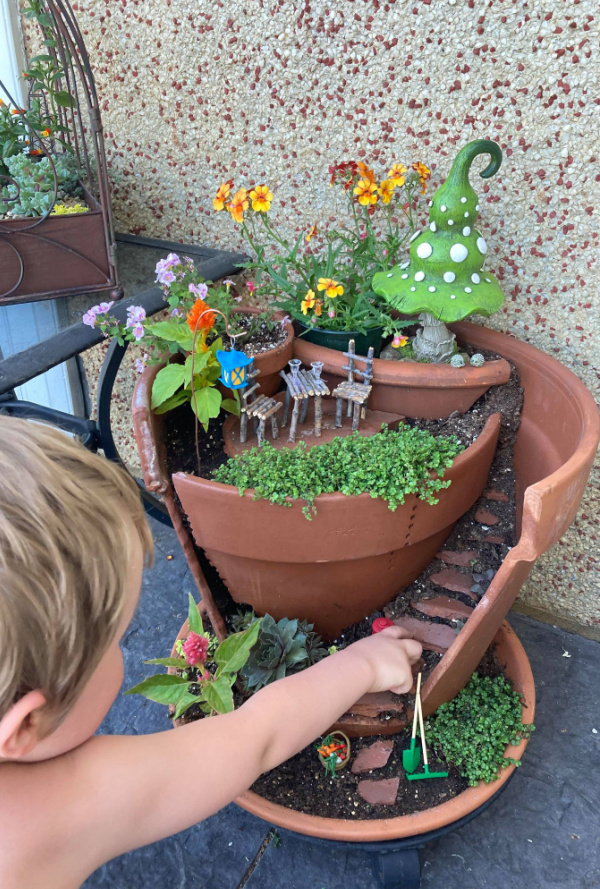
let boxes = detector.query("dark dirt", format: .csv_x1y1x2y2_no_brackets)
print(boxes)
230,312,288,356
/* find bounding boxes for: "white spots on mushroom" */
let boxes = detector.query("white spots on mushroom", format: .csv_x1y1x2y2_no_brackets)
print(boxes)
414,271,425,282
477,237,487,254
464,211,470,218
462,226,471,236
428,286,436,292
476,204,481,211
448,219,454,225
450,243,468,263
400,261,410,269
450,294,456,299
471,273,480,284
440,204,447,212
410,286,416,291
460,196,467,203
410,230,421,243
387,273,393,277
485,277,491,283
428,200,433,207
464,286,472,293
401,273,409,279
416,242,433,259
443,271,456,283
430,222,437,232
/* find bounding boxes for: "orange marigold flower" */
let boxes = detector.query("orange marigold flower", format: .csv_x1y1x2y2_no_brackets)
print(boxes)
378,179,395,204
317,278,344,299
213,179,233,211
413,161,431,192
249,184,273,213
388,163,407,186
228,188,249,223
313,299,323,317
187,298,215,333
306,223,318,242
357,161,376,184
301,289,317,315
354,178,378,206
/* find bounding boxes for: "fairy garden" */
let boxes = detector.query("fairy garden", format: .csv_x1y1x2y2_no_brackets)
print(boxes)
85,137,598,827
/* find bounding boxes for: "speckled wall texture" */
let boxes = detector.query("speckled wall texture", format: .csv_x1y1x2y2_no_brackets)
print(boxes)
59,0,600,632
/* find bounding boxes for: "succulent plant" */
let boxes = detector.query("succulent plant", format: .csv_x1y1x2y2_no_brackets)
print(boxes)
0,151,81,217
241,614,328,692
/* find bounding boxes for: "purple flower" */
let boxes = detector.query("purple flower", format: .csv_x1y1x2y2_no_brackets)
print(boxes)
82,309,98,327
130,322,145,341
223,279,234,289
134,353,149,373
189,282,208,299
161,269,176,285
96,301,114,314
126,305,146,326
280,314,291,328
171,307,183,318
155,253,181,285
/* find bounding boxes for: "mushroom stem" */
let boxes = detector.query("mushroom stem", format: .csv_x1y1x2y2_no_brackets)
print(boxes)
413,313,456,363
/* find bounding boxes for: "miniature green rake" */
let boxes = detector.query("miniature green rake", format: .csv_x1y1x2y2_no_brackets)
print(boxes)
405,672,448,781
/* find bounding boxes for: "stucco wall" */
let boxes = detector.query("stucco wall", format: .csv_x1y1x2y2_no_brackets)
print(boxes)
45,0,600,632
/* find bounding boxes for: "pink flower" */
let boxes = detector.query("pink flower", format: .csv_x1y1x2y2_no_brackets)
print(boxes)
130,322,145,341
134,354,149,373
189,282,209,300
360,232,367,241
155,253,181,285
126,305,146,326
246,280,257,294
82,308,98,327
97,301,114,314
182,632,209,667
328,309,336,319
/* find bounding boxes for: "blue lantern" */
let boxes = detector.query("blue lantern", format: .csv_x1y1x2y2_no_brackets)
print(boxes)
216,348,254,389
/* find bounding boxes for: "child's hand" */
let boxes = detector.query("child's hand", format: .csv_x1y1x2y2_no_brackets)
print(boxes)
342,626,423,695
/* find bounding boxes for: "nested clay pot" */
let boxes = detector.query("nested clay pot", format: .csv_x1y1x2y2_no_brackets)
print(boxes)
292,328,511,420
234,306,294,396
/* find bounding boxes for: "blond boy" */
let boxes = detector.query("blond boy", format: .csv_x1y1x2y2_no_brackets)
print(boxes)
0,416,422,888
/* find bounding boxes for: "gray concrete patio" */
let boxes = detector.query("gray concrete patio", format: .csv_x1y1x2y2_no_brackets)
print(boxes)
84,515,600,889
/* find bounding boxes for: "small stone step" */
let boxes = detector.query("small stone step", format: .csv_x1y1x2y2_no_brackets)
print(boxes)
393,616,458,653
351,740,395,774
475,507,500,525
412,596,473,622
485,534,506,544
349,692,404,719
357,777,400,806
436,549,478,567
485,489,509,502
429,568,477,599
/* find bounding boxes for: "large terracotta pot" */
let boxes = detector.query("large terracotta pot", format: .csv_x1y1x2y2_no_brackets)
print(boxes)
236,306,294,396
171,415,500,640
292,331,512,420
234,619,535,841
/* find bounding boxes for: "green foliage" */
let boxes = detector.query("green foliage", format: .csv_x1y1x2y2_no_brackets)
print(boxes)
126,594,262,719
214,425,463,518
425,673,535,786
241,614,328,692
0,152,80,217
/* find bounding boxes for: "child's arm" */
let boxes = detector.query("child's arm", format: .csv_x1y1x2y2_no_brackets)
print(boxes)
70,629,421,871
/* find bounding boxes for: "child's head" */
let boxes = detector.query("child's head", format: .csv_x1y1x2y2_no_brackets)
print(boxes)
0,415,153,758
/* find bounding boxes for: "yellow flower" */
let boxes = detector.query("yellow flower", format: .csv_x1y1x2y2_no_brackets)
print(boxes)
378,179,395,204
354,178,378,206
301,289,317,314
388,163,407,187
306,223,318,242
213,179,233,211
41,128,51,137
228,188,249,223
249,184,273,213
317,278,344,299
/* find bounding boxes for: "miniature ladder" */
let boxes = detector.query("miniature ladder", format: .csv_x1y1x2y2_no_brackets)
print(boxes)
239,366,283,446
280,359,330,443
331,340,374,431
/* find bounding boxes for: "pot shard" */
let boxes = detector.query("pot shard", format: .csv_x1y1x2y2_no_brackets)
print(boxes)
172,414,501,640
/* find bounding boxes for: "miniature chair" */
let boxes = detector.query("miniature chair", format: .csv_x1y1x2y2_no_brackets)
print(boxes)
331,340,374,431
239,365,283,446
280,360,330,443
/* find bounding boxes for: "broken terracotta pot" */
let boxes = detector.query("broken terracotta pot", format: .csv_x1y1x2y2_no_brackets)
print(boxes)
292,333,511,420
234,620,535,841
235,306,294,397
170,414,500,640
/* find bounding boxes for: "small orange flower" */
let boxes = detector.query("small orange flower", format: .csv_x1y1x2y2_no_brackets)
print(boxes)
378,178,395,204
301,289,317,315
354,178,378,206
249,184,273,213
41,128,51,137
306,223,318,242
413,162,431,193
213,179,233,211
317,278,344,299
187,298,215,333
228,188,249,223
388,163,407,187
313,299,323,317
357,161,376,184
29,148,43,156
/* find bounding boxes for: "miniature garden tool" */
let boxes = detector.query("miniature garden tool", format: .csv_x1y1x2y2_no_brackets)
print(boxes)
407,683,448,781
402,671,422,774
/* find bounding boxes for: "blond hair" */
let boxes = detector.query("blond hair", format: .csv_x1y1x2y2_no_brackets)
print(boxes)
0,415,153,729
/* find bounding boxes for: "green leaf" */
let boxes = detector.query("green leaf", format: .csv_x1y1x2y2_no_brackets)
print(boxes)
146,320,195,350
202,676,235,714
152,388,190,415
190,385,222,426
124,673,190,705
214,619,262,676
144,657,188,668
221,397,240,416
174,693,202,719
187,593,204,635
53,91,76,108
151,364,186,409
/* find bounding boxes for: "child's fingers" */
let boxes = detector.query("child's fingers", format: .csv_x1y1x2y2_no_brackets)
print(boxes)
376,625,413,641
401,639,423,663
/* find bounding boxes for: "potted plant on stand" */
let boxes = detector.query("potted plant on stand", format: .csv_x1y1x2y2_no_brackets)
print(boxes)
213,160,432,356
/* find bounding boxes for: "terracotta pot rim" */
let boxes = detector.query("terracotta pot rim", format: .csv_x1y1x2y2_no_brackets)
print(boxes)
233,305,294,356
172,412,501,510
233,620,534,842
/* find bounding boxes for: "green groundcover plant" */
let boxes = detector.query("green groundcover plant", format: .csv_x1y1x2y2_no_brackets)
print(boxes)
425,673,535,786
214,424,464,518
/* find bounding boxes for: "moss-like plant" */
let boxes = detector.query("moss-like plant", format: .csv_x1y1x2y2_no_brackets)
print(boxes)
425,673,535,786
213,425,464,518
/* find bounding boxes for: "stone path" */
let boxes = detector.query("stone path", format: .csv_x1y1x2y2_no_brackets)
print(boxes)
84,516,600,889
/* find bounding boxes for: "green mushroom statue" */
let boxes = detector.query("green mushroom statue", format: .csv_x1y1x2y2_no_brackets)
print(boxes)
373,140,505,363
